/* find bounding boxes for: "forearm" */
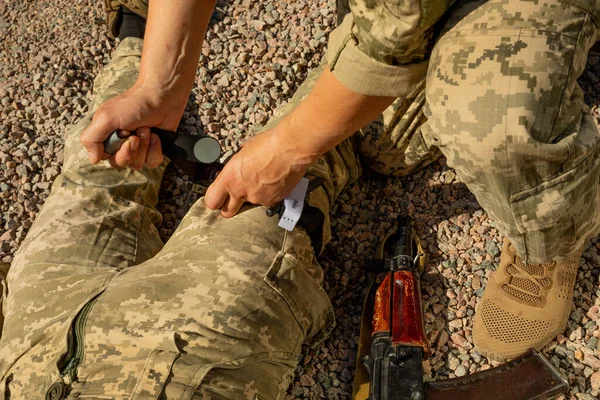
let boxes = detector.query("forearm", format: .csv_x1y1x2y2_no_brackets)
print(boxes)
279,66,395,165
137,0,216,106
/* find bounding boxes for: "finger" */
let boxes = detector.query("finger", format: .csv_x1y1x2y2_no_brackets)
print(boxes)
220,196,245,218
81,108,117,165
100,129,131,161
205,176,231,210
146,133,164,168
108,157,125,170
111,136,139,169
130,127,151,170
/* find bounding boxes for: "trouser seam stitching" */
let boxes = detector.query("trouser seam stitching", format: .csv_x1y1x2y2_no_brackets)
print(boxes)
504,28,520,249
132,197,143,266
550,14,588,140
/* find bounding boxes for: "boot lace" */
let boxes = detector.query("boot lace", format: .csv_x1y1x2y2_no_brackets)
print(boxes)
501,246,554,305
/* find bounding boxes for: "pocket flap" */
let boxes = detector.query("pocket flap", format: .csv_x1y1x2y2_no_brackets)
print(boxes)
265,252,335,347
131,350,179,399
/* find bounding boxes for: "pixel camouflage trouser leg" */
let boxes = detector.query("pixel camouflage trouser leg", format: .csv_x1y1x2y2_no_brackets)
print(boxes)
424,0,600,264
335,0,600,262
104,0,149,38
0,38,362,399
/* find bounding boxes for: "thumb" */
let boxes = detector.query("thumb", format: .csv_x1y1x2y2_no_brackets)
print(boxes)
80,108,119,164
205,173,232,211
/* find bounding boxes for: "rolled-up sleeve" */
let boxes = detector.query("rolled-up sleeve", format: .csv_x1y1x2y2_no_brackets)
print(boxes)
326,0,453,97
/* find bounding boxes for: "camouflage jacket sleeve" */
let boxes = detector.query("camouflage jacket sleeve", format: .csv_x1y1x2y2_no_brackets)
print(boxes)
326,0,454,97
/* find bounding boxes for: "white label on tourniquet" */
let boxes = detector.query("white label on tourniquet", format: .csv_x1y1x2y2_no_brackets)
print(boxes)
278,177,309,231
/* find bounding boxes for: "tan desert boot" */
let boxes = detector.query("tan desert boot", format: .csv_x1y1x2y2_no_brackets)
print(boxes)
473,240,582,361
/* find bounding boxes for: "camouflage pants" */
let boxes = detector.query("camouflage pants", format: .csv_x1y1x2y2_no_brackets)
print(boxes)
353,0,600,263
0,38,359,399
1,0,600,399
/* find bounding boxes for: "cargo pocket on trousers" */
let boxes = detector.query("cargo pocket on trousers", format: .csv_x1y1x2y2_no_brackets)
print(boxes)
265,251,335,348
509,142,599,232
130,350,180,399
508,143,600,260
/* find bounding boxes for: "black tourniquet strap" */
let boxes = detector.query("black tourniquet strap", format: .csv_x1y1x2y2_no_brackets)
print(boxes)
118,8,146,40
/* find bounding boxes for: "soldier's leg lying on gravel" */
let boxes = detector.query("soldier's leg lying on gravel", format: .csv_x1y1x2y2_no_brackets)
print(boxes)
421,0,600,360
0,37,168,398
68,60,362,397
0,37,363,399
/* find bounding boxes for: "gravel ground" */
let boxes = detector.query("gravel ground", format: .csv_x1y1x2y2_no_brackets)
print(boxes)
1,0,600,398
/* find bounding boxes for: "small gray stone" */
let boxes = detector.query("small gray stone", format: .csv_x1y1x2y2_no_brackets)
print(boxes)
554,346,574,359
36,181,50,190
484,240,500,256
299,374,315,387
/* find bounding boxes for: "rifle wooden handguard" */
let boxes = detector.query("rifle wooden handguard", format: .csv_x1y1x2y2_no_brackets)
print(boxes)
373,270,430,353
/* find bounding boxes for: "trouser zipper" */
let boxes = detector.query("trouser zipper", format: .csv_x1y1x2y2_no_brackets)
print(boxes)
46,294,101,400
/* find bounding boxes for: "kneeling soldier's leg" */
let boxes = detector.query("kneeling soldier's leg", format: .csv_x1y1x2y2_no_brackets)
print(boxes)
423,0,600,360
357,80,441,177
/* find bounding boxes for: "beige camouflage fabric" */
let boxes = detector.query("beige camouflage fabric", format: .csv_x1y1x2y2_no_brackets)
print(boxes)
422,0,600,263
335,0,600,263
0,0,599,398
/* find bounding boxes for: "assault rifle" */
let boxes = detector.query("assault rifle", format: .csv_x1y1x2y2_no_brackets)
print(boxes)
354,216,569,400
